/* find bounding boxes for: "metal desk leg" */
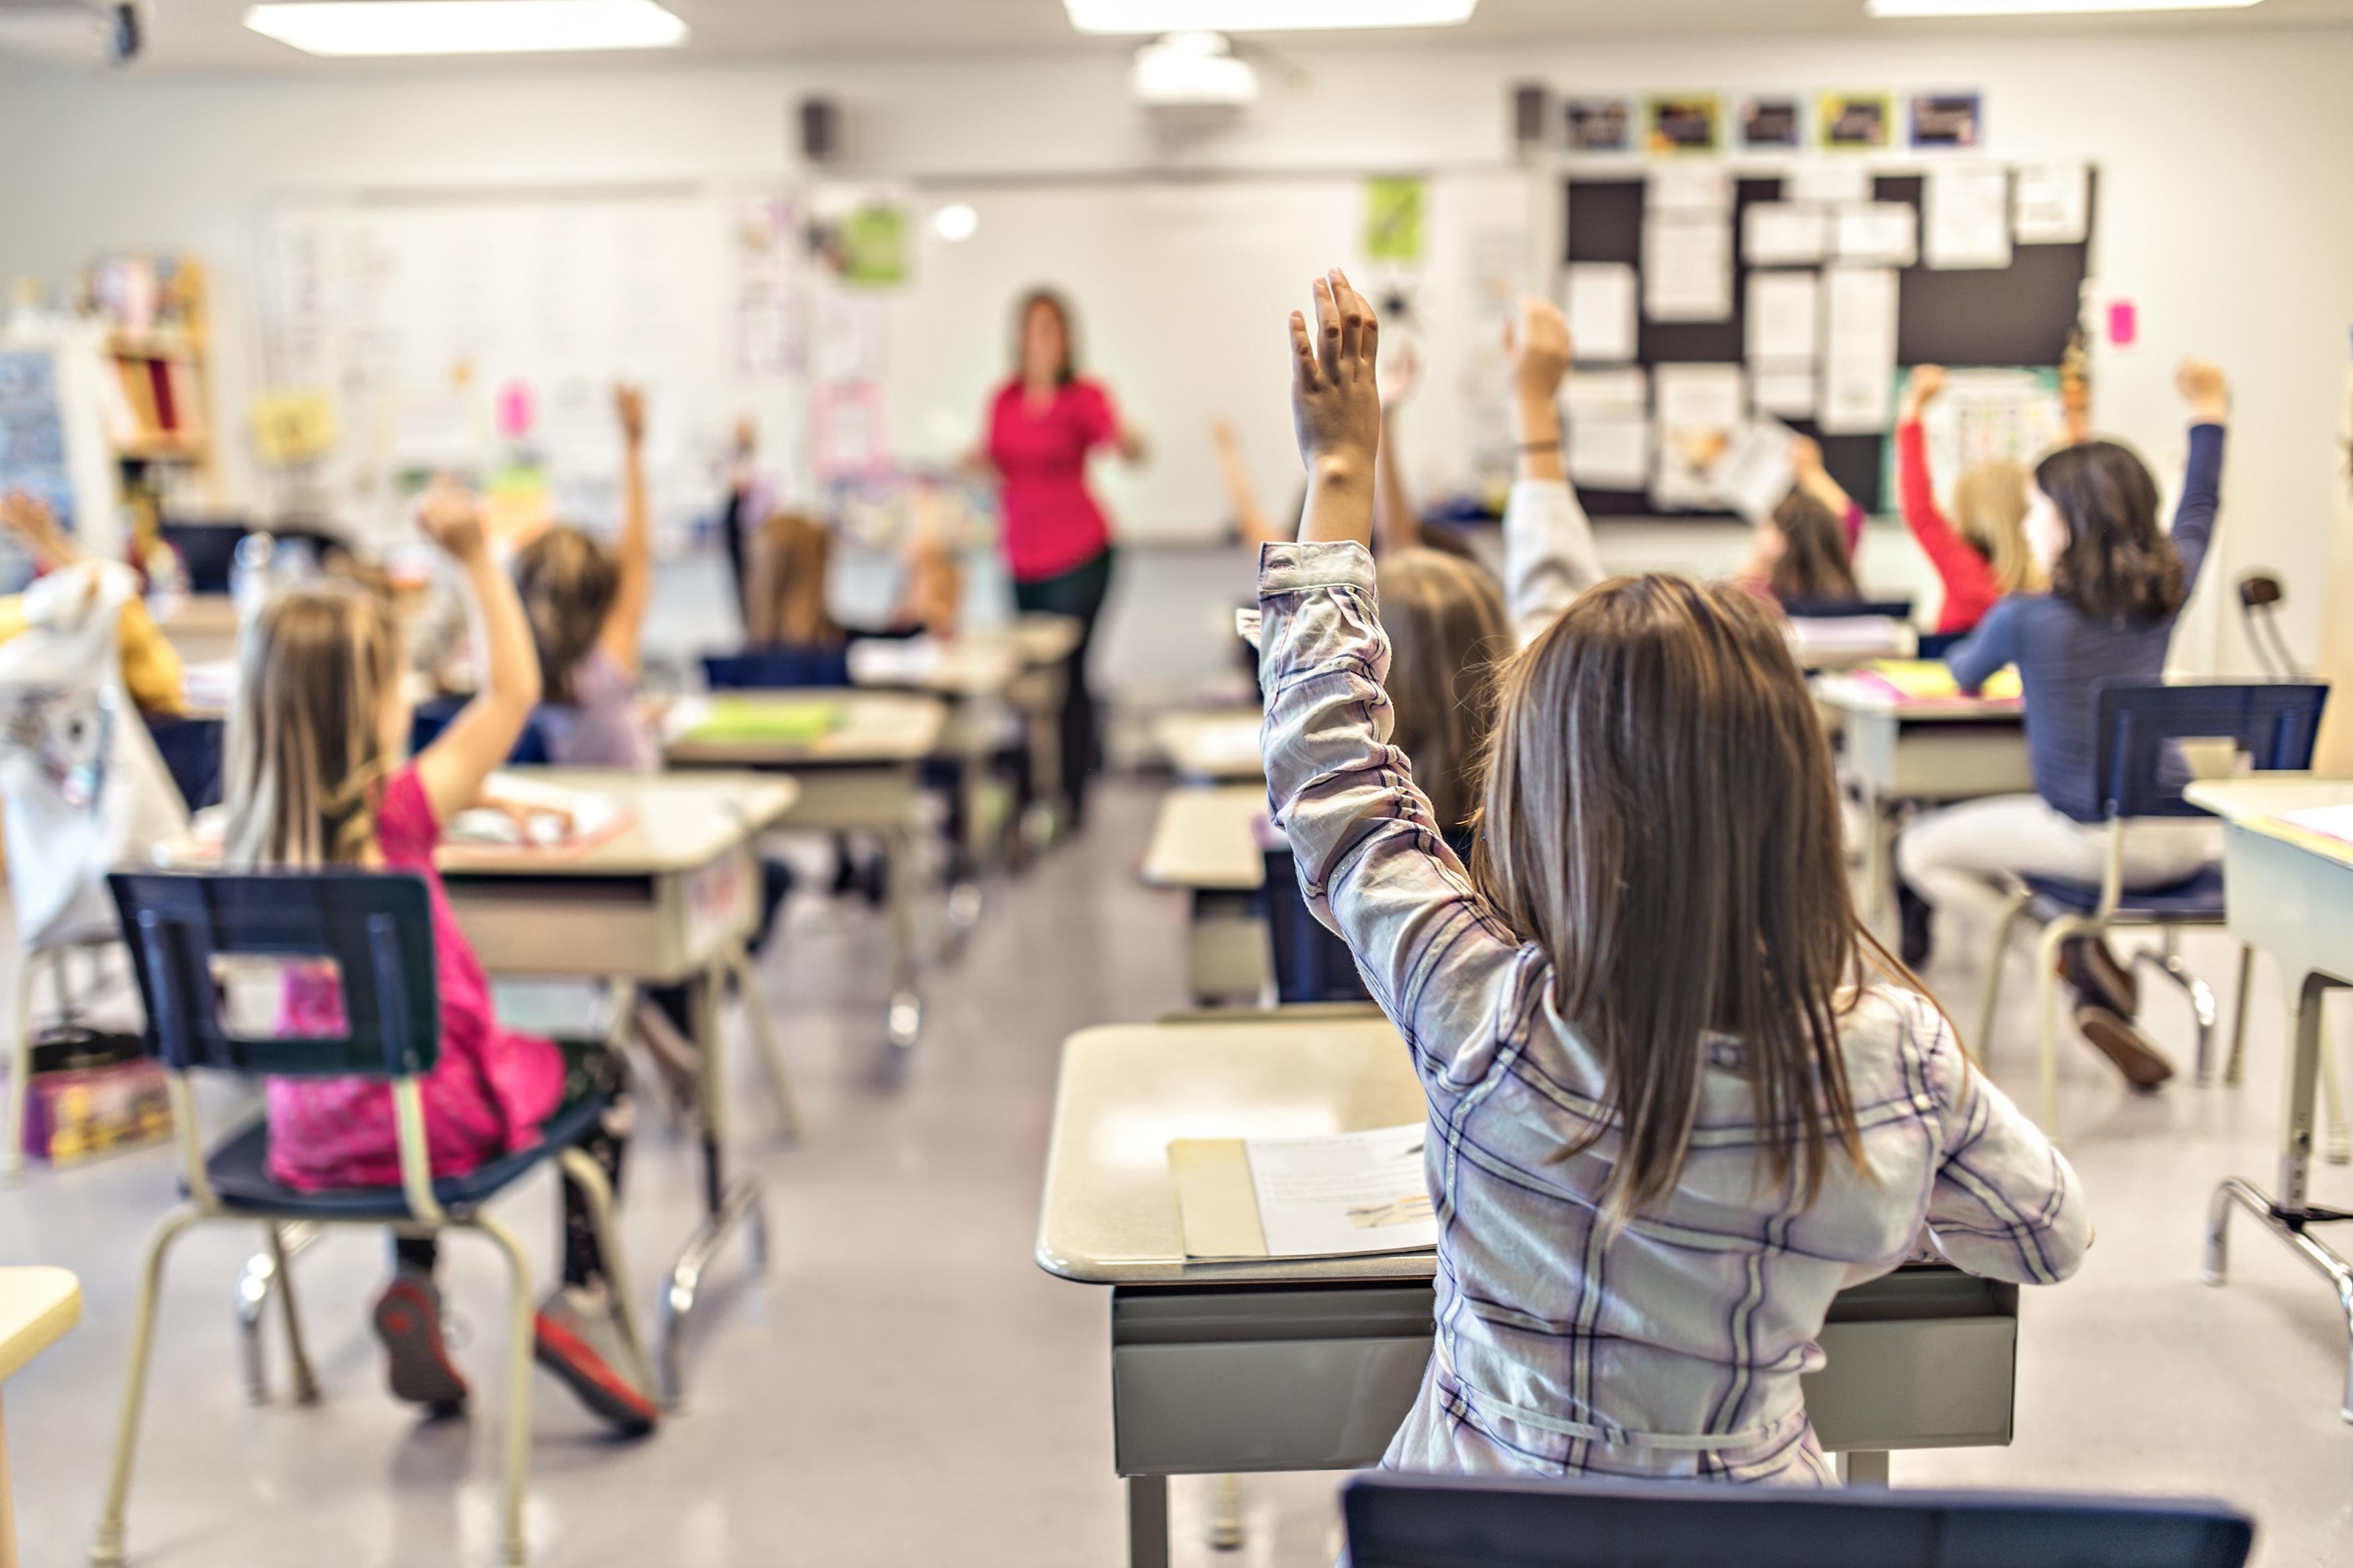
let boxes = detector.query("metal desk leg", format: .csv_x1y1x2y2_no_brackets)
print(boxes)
885,823,923,1050
726,944,801,1142
2204,968,2353,1422
657,961,772,1410
1861,782,1892,924
1126,1475,1170,1568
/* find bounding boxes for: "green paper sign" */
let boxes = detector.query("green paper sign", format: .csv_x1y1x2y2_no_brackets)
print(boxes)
842,205,908,288
1363,177,1425,265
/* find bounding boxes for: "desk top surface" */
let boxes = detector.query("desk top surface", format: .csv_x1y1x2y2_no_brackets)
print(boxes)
2186,776,2353,872
0,1266,81,1380
435,768,797,877
664,689,948,765
1154,708,1265,781
1142,785,1267,891
1036,1013,1433,1286
1810,672,2023,723
846,628,1059,696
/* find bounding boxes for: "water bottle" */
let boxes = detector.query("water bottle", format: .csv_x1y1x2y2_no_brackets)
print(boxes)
230,531,276,622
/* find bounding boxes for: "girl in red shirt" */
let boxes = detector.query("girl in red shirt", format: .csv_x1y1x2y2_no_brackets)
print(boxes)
1895,366,2039,634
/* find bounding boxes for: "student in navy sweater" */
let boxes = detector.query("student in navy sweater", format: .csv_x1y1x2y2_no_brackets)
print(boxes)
1898,360,2229,1090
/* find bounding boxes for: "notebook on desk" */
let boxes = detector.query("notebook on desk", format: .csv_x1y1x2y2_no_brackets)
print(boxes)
1170,1124,1437,1261
667,694,844,745
1850,659,2022,704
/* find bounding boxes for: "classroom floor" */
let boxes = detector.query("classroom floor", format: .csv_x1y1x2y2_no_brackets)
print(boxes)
5,776,2352,1567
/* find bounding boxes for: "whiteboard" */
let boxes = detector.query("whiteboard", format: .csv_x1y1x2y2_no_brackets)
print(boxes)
865,169,1545,543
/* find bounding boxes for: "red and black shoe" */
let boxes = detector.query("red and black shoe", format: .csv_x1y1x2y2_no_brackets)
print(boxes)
373,1267,469,1414
534,1285,660,1437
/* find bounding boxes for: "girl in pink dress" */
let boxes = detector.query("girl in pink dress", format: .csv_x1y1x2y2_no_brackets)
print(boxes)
224,482,658,1434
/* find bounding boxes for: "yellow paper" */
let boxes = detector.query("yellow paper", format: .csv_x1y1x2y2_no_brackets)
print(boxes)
1863,659,2021,701
251,388,337,466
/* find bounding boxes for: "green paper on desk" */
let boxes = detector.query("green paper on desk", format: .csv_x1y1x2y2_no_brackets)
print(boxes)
686,697,844,743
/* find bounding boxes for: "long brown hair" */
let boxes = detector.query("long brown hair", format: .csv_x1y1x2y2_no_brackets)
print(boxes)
223,580,401,868
1012,288,1078,386
514,526,618,706
2035,440,2185,622
1471,574,1867,1231
747,511,843,647
1767,491,1860,604
1951,461,2038,595
1378,548,1511,837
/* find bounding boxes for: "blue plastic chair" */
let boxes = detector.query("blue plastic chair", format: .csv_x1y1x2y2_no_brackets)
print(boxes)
1343,1472,2254,1568
1262,845,1371,1006
407,696,551,765
93,870,644,1568
1975,680,2329,1133
703,644,853,690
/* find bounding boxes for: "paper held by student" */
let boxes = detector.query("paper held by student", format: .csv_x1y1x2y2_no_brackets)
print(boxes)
1564,262,1640,364
1169,1123,1437,1261
1710,417,1800,523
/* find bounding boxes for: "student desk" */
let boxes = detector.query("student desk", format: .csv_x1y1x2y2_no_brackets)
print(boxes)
1035,1014,2023,1568
1142,786,1270,1005
1811,674,2032,919
2188,776,2353,1420
0,1266,79,1566
666,690,946,1050
1152,708,1265,784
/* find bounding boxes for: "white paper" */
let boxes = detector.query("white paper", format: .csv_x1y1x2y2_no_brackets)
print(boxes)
1925,165,2013,271
1819,266,1900,435
1745,271,1820,363
1652,362,1747,510
1642,214,1734,323
1742,203,1828,265
1564,262,1640,364
2013,160,2089,245
1710,417,1800,522
1752,368,1819,418
2280,804,2353,849
450,773,625,848
1834,204,1918,267
1789,161,1873,205
1564,367,1648,414
1245,1124,1437,1258
1568,412,1650,490
1646,163,1732,212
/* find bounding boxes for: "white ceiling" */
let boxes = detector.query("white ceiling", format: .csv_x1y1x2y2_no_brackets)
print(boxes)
1,0,2348,72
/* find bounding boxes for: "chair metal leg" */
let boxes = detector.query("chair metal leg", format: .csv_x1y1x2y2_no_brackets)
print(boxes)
726,944,801,1142
235,1223,321,1404
2225,944,2255,1087
885,823,923,1050
266,1225,320,1405
91,1206,202,1567
1974,889,2033,1067
465,1214,536,1568
656,1175,769,1411
2323,1040,2351,1167
2204,1175,2353,1423
556,1148,651,1382
2133,938,2218,1085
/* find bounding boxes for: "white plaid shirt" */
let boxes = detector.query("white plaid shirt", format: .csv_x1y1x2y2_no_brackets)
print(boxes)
1257,539,2089,1484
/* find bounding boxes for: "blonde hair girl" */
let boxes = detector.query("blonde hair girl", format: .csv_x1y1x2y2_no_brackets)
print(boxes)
1896,366,2040,635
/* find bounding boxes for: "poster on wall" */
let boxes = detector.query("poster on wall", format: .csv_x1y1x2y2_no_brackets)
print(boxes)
1739,97,1804,149
1566,97,1631,152
1363,176,1426,265
1911,92,1984,149
1645,94,1723,155
731,191,803,378
0,351,76,527
1818,91,1893,153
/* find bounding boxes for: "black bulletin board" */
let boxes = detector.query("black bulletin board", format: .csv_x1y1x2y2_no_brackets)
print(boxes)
1562,168,2098,517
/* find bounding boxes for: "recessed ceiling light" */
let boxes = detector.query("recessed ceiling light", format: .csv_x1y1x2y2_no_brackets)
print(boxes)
1065,1,1478,34
1869,0,2256,15
243,1,688,57
934,204,980,243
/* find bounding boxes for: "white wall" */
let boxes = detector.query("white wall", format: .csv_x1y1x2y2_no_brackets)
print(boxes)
1,27,2348,673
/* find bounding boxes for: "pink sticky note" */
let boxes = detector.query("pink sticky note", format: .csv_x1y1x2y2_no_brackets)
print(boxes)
2106,300,2137,347
496,380,536,440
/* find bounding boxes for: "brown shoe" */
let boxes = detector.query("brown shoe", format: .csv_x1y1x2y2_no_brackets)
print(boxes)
2059,936,2140,1018
2075,1004,2173,1091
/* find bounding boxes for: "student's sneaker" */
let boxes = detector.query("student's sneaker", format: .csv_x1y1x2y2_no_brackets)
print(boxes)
2075,1003,2174,1091
373,1266,469,1413
2058,935,2141,1018
534,1283,660,1436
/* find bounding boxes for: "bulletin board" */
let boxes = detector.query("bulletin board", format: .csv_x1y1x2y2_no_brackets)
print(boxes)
1562,167,2097,516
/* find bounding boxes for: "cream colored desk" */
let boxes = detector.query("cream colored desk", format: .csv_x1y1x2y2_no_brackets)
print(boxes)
1812,673,2033,919
1142,786,1269,1005
667,691,946,1049
1036,1016,2022,1568
0,1266,79,1568
2190,777,2353,1421
1152,708,1265,784
846,635,1031,909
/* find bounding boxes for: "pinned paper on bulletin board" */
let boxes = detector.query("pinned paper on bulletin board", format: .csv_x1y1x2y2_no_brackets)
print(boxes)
1566,97,1631,152
813,380,891,482
1363,177,1426,265
1819,90,1893,152
840,205,908,289
251,387,339,467
1645,93,1723,155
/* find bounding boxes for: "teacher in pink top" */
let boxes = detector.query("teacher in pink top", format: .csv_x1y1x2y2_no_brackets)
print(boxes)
982,288,1146,827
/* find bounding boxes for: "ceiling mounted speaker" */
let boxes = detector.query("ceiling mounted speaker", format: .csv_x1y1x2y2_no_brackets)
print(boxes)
799,97,840,165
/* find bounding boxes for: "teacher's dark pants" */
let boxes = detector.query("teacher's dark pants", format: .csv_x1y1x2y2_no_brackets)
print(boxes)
1012,546,1116,827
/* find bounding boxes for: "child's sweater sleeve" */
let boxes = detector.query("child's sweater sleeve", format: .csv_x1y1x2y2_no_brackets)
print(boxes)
1897,421,1997,617
1257,541,1536,1105
2170,423,2225,595
1501,479,1605,648
1916,1003,2091,1284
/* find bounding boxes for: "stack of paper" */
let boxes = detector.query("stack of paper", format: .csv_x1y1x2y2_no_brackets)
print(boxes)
448,773,630,851
1170,1123,1437,1261
2278,804,2353,850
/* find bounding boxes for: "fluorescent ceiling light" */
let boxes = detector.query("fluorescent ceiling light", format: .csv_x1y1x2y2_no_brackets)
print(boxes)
245,1,688,57
1066,1,1477,33
1870,0,2256,14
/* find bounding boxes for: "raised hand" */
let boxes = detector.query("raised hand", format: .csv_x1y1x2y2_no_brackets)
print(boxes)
1503,295,1573,408
415,479,488,562
0,492,74,570
614,383,647,446
1899,364,1947,423
2175,358,2229,423
1289,270,1381,478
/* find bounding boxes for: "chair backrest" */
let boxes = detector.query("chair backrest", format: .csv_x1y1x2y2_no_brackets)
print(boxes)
703,645,852,690
1342,1473,2254,1568
108,870,440,1079
1782,595,1914,621
1262,845,1371,1006
407,698,550,765
2094,679,2330,819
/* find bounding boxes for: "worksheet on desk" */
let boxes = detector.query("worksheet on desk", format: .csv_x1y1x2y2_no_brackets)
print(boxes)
1244,1124,1437,1257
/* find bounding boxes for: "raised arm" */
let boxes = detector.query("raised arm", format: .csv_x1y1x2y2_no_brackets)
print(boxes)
1895,367,1997,604
413,482,542,824
1499,296,1603,645
1210,420,1285,546
1915,999,2091,1284
1371,341,1419,556
1266,270,1529,1102
598,384,654,679
2170,358,2229,594
1943,595,2022,693
1791,436,1864,556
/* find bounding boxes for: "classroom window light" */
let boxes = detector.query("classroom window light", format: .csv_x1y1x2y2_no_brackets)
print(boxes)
1868,0,2257,14
243,1,688,57
1065,0,1478,32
